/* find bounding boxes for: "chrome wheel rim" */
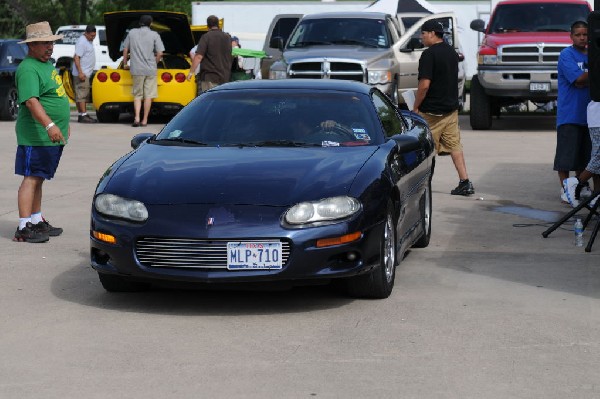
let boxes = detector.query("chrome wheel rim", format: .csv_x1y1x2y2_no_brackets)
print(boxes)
383,212,395,282
8,89,18,119
424,184,431,236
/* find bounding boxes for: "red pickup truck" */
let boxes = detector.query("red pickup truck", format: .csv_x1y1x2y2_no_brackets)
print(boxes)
469,0,592,129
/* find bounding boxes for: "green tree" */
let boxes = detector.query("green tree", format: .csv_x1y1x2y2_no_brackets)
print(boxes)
0,0,193,37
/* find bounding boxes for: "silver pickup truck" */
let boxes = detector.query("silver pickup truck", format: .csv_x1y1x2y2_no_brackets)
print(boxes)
264,11,462,108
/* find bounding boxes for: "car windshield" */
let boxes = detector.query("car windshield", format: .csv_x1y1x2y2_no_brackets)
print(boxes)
157,90,382,147
55,29,85,45
287,18,390,48
489,3,589,33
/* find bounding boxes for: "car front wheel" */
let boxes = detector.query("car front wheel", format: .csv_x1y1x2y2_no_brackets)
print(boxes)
346,200,397,299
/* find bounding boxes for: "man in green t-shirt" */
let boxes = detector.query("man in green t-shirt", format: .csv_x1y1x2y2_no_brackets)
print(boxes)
13,21,70,243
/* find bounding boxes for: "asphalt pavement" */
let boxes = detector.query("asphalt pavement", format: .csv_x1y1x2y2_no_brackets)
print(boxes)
0,111,599,398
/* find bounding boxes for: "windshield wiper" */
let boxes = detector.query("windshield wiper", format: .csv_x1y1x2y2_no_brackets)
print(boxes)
331,39,379,48
290,40,333,47
154,137,208,146
230,140,322,147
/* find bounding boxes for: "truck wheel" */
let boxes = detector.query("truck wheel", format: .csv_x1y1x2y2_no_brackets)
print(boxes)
469,76,492,130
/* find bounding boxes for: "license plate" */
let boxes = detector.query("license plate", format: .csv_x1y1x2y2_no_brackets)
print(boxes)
530,82,550,92
227,241,283,270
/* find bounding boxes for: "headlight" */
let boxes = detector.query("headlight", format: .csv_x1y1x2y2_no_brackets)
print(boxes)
367,70,392,85
284,196,361,225
94,193,148,222
269,70,287,80
480,55,498,65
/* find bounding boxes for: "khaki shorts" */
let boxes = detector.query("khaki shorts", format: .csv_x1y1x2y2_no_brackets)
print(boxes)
74,76,91,103
131,75,158,100
419,110,462,154
199,80,220,95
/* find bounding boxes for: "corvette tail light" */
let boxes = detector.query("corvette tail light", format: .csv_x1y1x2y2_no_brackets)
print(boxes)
96,72,108,82
161,72,173,82
110,72,120,82
175,72,186,83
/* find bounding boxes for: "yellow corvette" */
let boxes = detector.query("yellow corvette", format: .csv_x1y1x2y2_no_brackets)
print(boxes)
92,11,197,123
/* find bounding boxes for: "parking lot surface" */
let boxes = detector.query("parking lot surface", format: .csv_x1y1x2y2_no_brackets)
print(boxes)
1,112,599,398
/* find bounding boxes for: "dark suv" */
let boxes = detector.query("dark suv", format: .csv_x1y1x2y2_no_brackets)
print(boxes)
0,39,27,120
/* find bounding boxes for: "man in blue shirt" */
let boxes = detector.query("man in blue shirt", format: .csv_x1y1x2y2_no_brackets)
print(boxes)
555,20,592,204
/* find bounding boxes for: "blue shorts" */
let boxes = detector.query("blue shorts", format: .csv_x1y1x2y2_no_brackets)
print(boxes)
15,145,64,180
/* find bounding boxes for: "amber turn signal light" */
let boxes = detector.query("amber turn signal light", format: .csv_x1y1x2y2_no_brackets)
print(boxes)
93,231,117,244
316,231,361,248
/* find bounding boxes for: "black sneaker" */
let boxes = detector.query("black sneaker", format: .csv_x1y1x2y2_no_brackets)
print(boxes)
451,179,475,196
78,114,98,123
33,220,63,237
13,222,49,243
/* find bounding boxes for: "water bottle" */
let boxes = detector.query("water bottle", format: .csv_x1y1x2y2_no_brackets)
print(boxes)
574,218,584,247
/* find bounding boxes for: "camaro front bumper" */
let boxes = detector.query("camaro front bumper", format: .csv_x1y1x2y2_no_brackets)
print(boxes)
90,204,385,286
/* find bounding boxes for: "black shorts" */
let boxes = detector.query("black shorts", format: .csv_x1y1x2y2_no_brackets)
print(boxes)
553,124,591,171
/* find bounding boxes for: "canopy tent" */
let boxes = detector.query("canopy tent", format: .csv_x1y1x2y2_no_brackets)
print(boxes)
364,0,439,14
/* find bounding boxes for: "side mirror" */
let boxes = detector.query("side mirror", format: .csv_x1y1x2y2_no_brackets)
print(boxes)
470,19,486,33
131,133,155,149
269,36,285,51
390,134,421,153
401,37,425,53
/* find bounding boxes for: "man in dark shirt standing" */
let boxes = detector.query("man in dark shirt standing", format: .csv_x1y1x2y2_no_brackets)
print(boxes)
413,20,474,196
187,15,232,95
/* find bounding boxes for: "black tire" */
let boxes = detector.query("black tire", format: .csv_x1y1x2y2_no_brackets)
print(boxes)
0,86,19,121
413,177,432,248
96,108,119,123
346,200,397,299
98,272,149,292
469,75,492,130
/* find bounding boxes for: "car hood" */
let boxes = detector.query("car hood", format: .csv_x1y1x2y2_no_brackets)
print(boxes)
104,11,194,61
284,46,388,63
482,32,572,48
104,145,378,206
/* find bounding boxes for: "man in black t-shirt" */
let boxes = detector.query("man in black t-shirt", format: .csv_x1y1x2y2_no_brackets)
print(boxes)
187,15,232,95
413,20,474,196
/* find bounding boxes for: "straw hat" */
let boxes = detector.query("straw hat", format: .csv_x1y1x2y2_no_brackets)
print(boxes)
19,21,63,44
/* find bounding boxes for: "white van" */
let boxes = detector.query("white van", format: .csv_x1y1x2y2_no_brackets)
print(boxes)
52,25,120,71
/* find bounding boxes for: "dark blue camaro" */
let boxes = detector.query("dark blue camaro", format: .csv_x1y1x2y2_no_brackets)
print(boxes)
90,80,435,298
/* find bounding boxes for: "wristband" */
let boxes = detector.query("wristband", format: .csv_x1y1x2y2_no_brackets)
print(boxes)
45,122,55,131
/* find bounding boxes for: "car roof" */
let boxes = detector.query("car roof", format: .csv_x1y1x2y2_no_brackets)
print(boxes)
301,11,391,20
495,0,590,4
211,79,374,95
56,25,105,31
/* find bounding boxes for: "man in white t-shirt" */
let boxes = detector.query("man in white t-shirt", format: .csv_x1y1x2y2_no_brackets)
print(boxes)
72,25,97,123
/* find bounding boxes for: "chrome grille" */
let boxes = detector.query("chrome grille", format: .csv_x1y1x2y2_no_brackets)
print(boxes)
499,44,567,65
136,237,291,269
289,60,365,82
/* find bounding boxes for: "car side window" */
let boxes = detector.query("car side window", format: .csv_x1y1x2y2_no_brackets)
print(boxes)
371,90,407,137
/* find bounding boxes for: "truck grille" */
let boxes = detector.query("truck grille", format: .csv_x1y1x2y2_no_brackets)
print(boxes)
136,237,291,269
289,60,365,82
499,44,568,65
